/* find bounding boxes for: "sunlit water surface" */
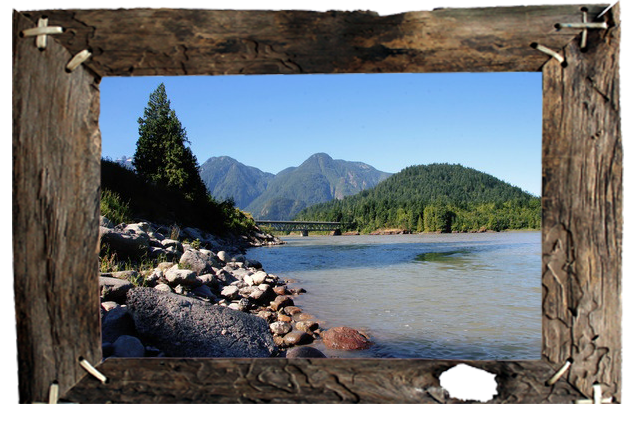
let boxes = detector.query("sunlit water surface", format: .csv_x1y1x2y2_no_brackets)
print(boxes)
248,232,541,360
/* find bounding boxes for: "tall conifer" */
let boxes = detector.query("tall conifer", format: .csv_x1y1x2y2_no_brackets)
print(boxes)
133,83,207,202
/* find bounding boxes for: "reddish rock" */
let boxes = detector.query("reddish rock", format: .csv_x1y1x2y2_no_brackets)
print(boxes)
277,313,292,322
283,306,302,316
322,327,372,350
273,286,288,296
269,295,294,311
295,320,318,333
283,330,313,346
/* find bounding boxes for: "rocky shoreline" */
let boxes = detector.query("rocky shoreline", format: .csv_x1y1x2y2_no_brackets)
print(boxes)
99,217,372,359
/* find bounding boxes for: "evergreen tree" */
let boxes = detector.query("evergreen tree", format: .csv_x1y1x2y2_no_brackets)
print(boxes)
133,83,207,202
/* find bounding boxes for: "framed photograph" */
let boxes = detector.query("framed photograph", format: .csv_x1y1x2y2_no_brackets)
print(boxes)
12,1,620,403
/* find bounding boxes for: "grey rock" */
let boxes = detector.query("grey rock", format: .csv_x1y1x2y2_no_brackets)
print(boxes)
286,346,327,358
154,283,172,293
100,227,150,258
101,301,119,312
221,285,239,300
101,305,135,344
217,251,228,263
191,285,215,300
161,239,183,251
245,258,263,269
112,335,145,357
111,270,139,281
100,215,114,228
197,273,218,288
179,249,219,275
251,271,268,285
144,268,164,286
270,321,292,335
100,276,134,304
126,287,276,357
164,265,198,287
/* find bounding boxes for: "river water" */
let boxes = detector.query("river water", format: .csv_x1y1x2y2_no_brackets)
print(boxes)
248,231,541,360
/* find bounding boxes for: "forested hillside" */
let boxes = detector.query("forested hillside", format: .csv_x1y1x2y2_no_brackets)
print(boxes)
295,163,540,233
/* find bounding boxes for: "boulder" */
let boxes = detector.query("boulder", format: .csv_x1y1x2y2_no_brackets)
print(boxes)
295,321,318,333
100,276,134,304
100,215,114,228
101,306,136,344
154,283,172,293
126,287,277,357
197,273,218,288
112,335,145,357
217,251,229,263
286,346,327,358
269,321,292,336
245,258,263,269
100,227,150,258
283,306,302,316
164,265,198,288
220,285,239,300
191,285,216,300
161,239,183,252
179,249,219,275
270,295,294,311
251,271,268,285
283,330,313,346
321,327,372,350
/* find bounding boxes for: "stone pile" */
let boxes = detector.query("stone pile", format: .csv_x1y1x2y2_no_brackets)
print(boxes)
99,217,372,359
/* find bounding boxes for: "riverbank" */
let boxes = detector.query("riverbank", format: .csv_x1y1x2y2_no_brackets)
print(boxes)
99,217,370,359
248,231,542,360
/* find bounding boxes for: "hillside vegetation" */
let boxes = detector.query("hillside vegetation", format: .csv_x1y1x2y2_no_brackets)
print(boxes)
295,163,541,233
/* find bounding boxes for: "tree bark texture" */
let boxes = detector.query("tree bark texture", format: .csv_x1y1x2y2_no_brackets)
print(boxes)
542,9,621,402
22,5,609,77
12,4,621,403
12,11,102,404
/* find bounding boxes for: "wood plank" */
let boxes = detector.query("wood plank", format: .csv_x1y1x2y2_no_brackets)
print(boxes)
62,358,582,404
541,4,621,401
20,4,608,77
11,3,620,404
12,12,102,404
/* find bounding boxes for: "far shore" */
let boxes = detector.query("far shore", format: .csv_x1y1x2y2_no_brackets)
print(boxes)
268,228,541,237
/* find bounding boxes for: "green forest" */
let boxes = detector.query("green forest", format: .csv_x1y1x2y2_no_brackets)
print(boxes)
295,163,541,233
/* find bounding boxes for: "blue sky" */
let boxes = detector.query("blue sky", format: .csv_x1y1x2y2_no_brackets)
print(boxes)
101,72,542,196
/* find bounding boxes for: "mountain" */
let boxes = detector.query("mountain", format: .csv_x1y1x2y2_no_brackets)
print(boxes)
244,153,392,220
199,156,275,210
295,163,541,233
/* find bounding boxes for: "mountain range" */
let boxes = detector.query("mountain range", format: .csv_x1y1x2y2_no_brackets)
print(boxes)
198,153,392,220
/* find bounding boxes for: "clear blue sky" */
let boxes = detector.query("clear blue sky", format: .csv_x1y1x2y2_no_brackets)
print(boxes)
100,72,542,196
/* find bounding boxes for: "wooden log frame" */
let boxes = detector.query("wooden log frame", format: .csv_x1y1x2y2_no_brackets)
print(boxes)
12,3,621,404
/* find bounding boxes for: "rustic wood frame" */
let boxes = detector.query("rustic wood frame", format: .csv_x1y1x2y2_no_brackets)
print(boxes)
12,3,621,403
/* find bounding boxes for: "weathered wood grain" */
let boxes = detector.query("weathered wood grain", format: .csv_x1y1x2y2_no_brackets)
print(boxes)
542,5,621,402
21,4,608,77
61,358,583,404
12,11,102,404
12,3,621,404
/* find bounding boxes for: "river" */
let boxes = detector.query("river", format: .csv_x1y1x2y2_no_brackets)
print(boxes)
248,231,541,360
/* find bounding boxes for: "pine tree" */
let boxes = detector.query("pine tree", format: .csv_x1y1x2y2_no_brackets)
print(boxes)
133,83,207,202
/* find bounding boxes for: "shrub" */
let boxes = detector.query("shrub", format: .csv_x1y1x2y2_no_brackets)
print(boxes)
101,189,132,225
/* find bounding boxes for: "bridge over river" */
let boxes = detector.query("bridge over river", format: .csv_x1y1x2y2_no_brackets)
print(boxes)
255,220,343,236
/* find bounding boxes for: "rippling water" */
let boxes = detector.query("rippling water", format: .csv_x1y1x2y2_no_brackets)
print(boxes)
248,232,541,360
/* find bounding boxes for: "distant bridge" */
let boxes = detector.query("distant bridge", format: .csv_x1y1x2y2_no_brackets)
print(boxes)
255,220,342,236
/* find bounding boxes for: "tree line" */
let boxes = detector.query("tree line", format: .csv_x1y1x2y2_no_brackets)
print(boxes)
102,83,255,235
295,163,541,233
